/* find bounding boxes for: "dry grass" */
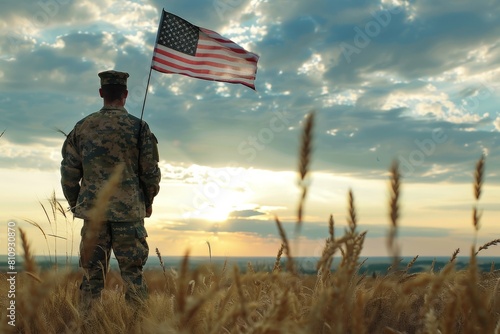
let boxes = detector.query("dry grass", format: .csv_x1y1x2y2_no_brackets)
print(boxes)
2,112,500,333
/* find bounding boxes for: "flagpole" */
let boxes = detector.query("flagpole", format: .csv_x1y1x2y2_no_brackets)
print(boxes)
136,8,164,201
136,8,163,212
138,8,165,135
139,67,153,124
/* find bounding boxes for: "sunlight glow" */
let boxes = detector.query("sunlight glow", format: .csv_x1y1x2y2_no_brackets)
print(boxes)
199,204,233,223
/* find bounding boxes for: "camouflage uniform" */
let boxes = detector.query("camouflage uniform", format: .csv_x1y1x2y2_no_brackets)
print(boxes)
60,70,161,305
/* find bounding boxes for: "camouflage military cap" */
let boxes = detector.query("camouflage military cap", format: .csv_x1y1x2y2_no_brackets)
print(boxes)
98,70,129,87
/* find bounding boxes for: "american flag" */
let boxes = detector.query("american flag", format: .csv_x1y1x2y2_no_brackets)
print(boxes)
151,10,259,90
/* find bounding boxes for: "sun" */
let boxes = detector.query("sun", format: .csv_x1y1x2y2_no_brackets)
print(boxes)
202,204,232,223
180,177,253,223
182,203,234,223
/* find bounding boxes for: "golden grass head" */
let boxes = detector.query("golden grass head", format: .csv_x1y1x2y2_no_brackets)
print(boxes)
474,154,485,201
296,111,316,233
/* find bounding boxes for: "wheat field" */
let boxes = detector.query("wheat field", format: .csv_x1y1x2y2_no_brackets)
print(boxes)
1,112,500,333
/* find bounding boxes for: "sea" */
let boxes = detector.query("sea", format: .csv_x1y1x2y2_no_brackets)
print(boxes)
1,255,499,275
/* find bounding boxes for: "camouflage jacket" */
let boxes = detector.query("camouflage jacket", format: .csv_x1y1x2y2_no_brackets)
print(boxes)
60,106,161,222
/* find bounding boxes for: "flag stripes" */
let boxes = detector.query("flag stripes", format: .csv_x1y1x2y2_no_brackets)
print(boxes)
151,10,259,89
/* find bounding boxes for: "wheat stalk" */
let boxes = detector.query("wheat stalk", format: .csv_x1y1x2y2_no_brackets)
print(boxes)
449,248,460,263
275,216,296,275
317,234,352,277
464,246,491,332
273,244,284,273
180,279,221,329
233,265,248,319
206,241,212,263
473,155,485,236
405,255,419,273
23,218,52,264
386,258,403,274
39,193,58,269
328,214,335,241
476,239,500,255
429,258,436,273
389,160,401,228
247,262,255,274
472,206,483,233
19,228,39,276
387,160,401,272
474,154,485,201
175,249,190,314
347,189,357,234
81,163,124,267
155,247,170,289
296,111,315,234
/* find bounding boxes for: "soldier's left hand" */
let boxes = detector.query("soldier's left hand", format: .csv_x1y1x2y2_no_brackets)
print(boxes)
146,206,153,217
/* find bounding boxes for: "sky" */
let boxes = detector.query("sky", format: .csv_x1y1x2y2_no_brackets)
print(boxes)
0,0,499,262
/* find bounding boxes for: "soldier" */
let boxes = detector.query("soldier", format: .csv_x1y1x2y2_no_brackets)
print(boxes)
60,70,161,307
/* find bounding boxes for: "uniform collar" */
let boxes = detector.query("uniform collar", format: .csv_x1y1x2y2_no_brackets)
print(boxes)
100,106,128,113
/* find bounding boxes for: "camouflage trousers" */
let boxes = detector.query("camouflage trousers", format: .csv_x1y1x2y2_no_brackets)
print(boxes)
79,220,149,306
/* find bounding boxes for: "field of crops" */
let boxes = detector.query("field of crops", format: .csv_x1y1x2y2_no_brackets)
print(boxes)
1,113,499,333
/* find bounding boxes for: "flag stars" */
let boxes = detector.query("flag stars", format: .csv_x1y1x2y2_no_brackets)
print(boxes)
157,12,199,56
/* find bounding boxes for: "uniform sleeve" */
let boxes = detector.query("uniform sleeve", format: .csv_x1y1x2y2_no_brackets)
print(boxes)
60,130,83,210
138,122,161,208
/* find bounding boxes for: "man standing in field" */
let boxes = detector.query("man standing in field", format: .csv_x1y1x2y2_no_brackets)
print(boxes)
60,70,161,307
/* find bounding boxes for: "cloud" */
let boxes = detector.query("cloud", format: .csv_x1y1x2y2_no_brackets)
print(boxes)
0,138,60,171
425,203,500,212
495,115,500,132
228,209,265,218
0,0,499,187
159,216,451,241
